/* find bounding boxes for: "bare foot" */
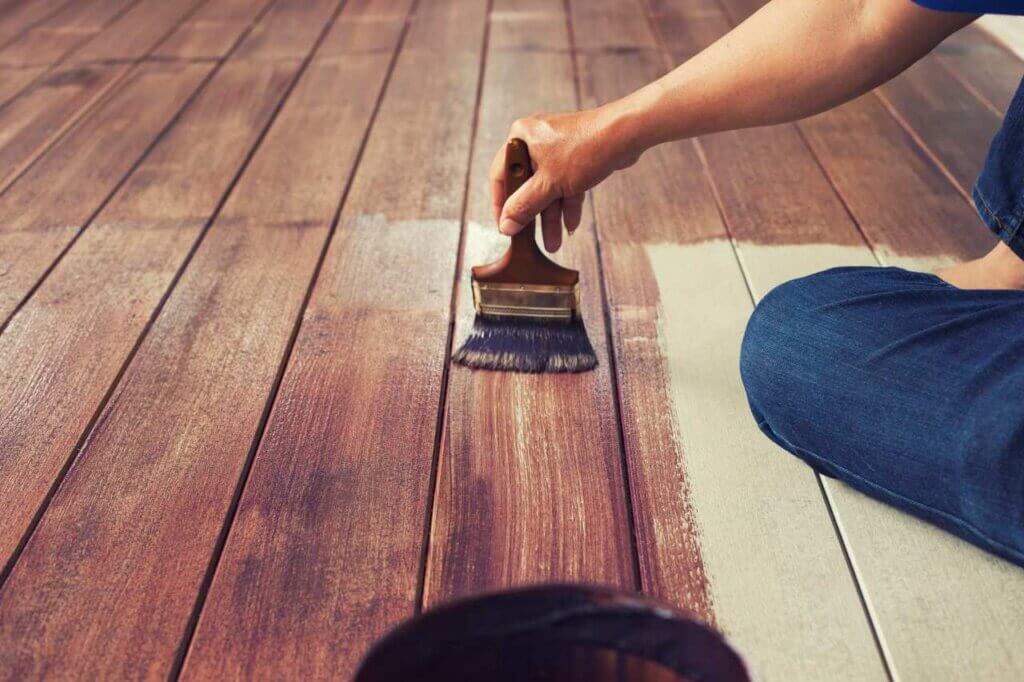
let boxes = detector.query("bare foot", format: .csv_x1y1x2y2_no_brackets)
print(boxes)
936,242,1024,290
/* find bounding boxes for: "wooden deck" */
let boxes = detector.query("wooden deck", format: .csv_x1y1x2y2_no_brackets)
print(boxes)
0,0,1021,678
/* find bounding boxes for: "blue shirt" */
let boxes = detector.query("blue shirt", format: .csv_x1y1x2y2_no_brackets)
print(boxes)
913,0,1024,13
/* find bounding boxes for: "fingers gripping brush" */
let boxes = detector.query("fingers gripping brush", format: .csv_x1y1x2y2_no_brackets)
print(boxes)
453,139,598,373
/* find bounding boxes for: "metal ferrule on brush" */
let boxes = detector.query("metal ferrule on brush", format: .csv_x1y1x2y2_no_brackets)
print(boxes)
471,281,580,320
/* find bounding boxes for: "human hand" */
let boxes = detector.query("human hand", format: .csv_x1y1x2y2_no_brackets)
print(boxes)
490,106,643,252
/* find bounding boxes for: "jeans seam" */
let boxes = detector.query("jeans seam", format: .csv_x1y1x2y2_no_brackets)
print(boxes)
756,420,1024,565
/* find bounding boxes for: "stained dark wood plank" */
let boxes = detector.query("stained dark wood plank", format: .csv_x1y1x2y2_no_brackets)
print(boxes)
67,0,207,63
0,0,71,44
424,0,635,607
0,54,298,594
878,55,1003,197
0,61,213,323
0,2,370,679
937,25,1022,114
0,65,46,103
0,63,128,192
799,94,992,264
714,0,994,265
571,0,656,50
0,0,135,67
154,0,277,59
180,2,492,679
233,0,341,60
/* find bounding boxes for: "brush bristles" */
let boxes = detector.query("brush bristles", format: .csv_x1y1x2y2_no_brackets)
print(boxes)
453,315,598,373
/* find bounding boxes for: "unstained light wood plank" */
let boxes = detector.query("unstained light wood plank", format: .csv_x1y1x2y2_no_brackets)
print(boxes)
0,1,378,678
424,0,635,607
181,1,490,679
0,61,213,323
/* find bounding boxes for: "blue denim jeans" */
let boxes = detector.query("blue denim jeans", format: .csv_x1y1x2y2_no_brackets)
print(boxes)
739,76,1024,567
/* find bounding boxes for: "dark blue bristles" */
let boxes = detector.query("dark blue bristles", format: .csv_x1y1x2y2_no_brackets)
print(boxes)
453,315,598,373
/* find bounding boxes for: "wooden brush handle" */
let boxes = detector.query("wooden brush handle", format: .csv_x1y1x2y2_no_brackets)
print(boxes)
471,139,578,286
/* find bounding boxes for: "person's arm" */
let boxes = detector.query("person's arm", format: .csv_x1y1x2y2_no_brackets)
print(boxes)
494,0,976,252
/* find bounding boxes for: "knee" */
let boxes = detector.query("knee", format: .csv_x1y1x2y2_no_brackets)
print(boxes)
739,275,815,424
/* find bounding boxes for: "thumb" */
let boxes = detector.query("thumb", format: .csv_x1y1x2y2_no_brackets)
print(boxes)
499,175,558,236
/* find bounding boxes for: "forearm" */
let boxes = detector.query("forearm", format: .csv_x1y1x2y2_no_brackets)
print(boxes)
603,0,976,150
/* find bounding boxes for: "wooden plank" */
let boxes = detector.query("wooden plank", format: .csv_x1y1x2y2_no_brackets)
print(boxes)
877,54,1003,197
0,54,299,599
67,0,207,63
0,64,46,103
0,0,71,43
232,0,341,60
676,1,1024,678
570,0,656,51
179,1,490,679
0,61,213,323
936,25,1022,115
154,0,277,60
0,63,129,192
798,94,993,269
0,2,386,679
0,0,136,67
423,0,635,607
575,42,886,679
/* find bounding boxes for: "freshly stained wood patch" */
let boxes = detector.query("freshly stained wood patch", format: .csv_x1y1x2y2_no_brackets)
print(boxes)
0,0,135,67
0,0,356,676
0,62,128,192
0,56,300,584
154,0,277,59
424,0,635,606
181,1,486,678
877,55,1003,198
0,61,213,322
66,0,207,63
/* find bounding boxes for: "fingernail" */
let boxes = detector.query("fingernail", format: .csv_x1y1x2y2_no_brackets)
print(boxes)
499,219,521,235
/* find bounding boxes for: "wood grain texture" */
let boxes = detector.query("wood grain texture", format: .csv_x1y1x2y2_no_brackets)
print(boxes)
937,25,1022,115
0,2,361,679
0,64,46,104
424,0,635,608
569,0,656,51
233,0,342,60
877,54,1003,197
798,94,993,263
0,61,212,323
576,46,720,623
154,0,277,59
0,55,298,594
0,0,135,67
0,62,128,192
576,36,885,679
66,0,207,63
0,0,71,44
180,1,488,679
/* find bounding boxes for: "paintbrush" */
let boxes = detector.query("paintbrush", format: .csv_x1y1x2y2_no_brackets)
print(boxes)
453,138,597,373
